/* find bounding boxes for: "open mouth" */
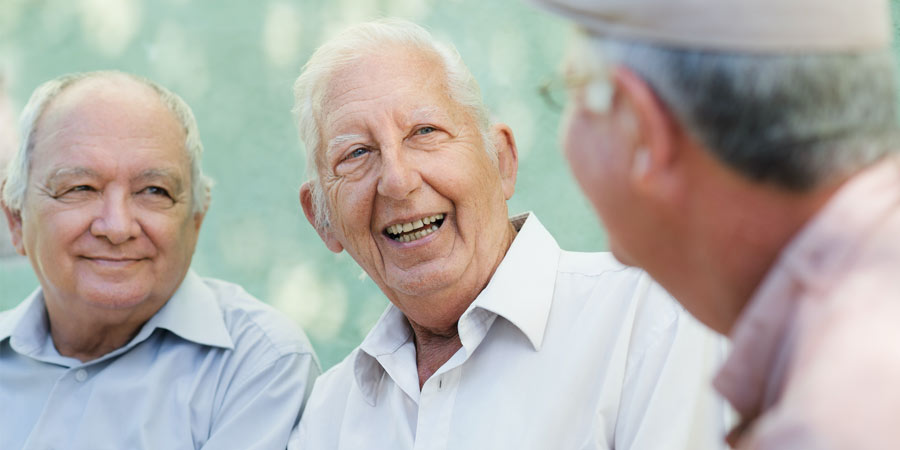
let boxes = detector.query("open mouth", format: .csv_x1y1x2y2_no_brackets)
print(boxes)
384,213,445,243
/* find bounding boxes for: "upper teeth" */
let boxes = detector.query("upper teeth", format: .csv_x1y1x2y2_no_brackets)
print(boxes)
386,213,444,236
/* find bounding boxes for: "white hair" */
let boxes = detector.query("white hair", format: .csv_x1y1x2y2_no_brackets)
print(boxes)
2,71,213,215
293,18,493,228
570,32,899,190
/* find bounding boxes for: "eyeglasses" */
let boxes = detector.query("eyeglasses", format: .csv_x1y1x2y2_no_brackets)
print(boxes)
538,71,614,113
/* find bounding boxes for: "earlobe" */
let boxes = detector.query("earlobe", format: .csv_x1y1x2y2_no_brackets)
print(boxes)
491,124,519,200
299,182,343,253
2,201,26,256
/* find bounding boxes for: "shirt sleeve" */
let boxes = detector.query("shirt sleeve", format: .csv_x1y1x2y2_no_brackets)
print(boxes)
613,282,731,450
200,352,321,450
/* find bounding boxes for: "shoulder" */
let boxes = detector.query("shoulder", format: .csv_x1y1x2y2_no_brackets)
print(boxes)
552,251,705,354
200,277,317,363
306,349,358,407
296,349,359,435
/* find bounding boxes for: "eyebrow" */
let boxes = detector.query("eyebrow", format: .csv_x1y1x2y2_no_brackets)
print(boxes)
327,133,365,154
132,168,185,192
44,167,99,185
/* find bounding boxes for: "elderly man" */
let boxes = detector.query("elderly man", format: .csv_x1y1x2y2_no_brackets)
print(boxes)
0,71,319,449
531,0,900,447
290,19,725,449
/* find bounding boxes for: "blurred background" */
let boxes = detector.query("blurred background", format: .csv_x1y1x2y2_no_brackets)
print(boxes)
6,1,899,369
0,0,606,369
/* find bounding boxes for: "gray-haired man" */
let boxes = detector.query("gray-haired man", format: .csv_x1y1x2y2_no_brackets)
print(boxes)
0,71,319,449
532,0,900,446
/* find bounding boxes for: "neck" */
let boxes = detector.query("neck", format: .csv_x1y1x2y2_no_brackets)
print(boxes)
655,163,843,335
44,296,163,362
409,319,463,388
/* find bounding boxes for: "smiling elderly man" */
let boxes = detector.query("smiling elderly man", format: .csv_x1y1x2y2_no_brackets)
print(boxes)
529,0,900,447
290,19,726,449
0,71,319,449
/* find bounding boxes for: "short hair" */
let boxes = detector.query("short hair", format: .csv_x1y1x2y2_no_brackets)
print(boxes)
2,71,213,215
572,33,900,190
293,18,492,228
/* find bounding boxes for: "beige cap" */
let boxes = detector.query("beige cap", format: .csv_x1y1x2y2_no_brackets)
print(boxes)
529,0,892,53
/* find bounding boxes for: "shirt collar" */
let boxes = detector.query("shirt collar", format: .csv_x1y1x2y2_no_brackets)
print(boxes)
714,157,900,418
0,271,233,360
143,270,234,350
353,212,561,405
0,288,49,354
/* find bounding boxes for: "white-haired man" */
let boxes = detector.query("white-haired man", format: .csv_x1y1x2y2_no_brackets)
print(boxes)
531,0,900,447
0,71,320,449
290,19,726,450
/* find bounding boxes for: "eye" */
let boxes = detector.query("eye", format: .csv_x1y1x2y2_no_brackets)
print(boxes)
343,147,370,161
140,186,171,197
71,185,95,192
415,126,436,135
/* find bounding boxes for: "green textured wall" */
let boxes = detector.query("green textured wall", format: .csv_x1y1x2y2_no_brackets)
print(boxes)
0,0,606,369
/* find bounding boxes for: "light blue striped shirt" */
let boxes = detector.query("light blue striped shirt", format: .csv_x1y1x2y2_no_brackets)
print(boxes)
0,271,319,450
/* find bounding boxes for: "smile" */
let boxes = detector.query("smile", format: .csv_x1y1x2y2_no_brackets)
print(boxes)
384,213,445,243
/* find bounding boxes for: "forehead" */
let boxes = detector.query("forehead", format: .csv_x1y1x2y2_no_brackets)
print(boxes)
31,77,189,173
319,46,460,132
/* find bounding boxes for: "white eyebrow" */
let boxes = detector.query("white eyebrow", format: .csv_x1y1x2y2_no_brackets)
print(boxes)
409,106,440,121
327,133,365,154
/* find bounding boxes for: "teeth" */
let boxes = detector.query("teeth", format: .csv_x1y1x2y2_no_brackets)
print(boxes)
386,214,445,242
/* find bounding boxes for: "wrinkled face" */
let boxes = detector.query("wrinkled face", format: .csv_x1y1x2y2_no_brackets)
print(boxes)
312,46,514,321
561,84,638,265
5,77,203,315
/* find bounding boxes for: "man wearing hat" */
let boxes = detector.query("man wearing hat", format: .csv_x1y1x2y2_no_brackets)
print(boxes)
530,0,900,447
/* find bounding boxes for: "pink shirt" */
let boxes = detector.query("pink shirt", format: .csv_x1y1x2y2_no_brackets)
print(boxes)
714,158,900,449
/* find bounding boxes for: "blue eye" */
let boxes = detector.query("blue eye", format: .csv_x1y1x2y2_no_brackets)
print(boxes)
346,147,370,160
142,186,171,197
416,126,436,135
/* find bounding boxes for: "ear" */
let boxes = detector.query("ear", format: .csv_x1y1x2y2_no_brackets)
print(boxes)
490,123,519,201
1,198,26,256
610,66,683,203
299,182,343,253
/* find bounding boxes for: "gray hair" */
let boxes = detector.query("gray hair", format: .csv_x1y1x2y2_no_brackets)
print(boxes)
2,71,213,215
293,18,492,228
575,34,899,190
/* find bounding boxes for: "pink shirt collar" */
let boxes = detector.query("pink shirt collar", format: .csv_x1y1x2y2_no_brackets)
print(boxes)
713,158,900,420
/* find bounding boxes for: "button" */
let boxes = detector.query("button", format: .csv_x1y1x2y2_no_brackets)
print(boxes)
74,369,88,382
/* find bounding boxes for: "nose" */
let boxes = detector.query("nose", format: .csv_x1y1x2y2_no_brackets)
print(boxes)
376,146,422,200
90,190,141,245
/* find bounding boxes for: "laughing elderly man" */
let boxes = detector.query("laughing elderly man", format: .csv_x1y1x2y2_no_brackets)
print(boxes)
290,19,726,449
530,0,900,447
0,71,319,449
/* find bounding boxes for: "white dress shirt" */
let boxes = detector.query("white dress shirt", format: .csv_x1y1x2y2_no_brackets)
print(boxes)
292,213,727,450
0,271,320,450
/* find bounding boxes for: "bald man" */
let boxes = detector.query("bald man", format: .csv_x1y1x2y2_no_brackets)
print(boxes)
0,71,319,449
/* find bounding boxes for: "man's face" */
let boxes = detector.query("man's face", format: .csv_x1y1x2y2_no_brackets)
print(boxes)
308,46,515,324
5,77,204,314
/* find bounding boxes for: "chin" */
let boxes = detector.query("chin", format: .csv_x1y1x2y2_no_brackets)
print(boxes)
78,284,156,310
608,242,638,267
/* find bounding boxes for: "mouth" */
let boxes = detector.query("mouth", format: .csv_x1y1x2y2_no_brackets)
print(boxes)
82,256,145,264
384,213,445,243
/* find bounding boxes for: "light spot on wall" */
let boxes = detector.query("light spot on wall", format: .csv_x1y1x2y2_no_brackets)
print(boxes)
495,100,535,161
147,21,210,97
262,1,303,69
78,0,142,57
270,264,349,340
385,0,428,21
